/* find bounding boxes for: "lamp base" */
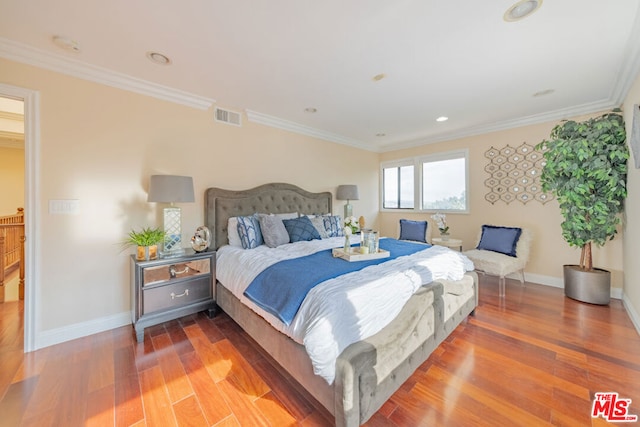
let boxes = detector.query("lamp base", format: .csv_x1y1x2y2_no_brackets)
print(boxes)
343,203,353,219
162,206,183,255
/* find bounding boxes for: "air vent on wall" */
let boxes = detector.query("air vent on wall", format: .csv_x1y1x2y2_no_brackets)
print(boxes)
214,107,242,127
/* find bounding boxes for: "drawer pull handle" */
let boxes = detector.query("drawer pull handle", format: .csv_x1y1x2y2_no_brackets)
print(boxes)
169,265,190,278
170,289,189,299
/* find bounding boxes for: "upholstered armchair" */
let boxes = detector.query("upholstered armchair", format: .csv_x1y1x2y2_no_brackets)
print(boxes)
463,226,532,297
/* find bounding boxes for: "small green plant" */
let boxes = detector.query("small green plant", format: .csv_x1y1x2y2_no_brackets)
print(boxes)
535,110,629,271
123,227,166,247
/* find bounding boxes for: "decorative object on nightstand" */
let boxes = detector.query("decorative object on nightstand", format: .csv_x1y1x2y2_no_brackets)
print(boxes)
123,226,166,261
147,175,195,257
432,237,463,252
130,249,215,342
337,184,359,218
190,226,211,253
431,213,450,240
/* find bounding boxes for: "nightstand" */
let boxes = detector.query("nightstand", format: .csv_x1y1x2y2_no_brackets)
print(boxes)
431,237,463,252
130,249,216,342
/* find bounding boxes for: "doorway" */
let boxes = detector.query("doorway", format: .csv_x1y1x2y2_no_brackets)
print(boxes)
0,84,39,352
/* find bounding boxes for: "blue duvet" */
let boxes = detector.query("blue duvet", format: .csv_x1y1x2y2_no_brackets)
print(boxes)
243,238,429,325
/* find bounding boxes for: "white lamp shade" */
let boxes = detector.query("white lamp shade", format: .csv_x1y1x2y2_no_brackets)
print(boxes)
147,175,195,203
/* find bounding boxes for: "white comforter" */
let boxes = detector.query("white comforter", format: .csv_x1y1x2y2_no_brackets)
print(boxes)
216,237,474,383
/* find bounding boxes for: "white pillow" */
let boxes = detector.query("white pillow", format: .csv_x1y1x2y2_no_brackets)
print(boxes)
227,217,242,247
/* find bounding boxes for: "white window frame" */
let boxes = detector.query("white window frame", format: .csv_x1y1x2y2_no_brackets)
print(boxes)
380,157,416,211
380,149,469,214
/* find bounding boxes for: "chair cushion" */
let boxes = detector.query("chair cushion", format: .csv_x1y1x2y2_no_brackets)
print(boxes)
476,225,522,257
399,219,428,243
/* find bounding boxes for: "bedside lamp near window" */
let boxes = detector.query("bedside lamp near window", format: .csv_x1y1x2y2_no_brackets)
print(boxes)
147,175,195,257
337,184,359,218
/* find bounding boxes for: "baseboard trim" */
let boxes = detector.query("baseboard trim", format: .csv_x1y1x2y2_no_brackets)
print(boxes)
622,294,640,336
514,272,623,299
35,311,131,350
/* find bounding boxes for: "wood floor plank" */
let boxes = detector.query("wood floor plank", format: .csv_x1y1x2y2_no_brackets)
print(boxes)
173,394,209,427
214,338,270,398
179,350,232,425
152,333,194,403
85,384,115,427
216,374,271,427
183,323,231,382
253,391,299,426
138,364,177,427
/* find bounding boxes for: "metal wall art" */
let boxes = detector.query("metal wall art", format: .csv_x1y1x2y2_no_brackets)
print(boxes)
484,142,553,205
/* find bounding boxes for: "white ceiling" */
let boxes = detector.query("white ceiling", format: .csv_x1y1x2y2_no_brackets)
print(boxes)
1,0,639,152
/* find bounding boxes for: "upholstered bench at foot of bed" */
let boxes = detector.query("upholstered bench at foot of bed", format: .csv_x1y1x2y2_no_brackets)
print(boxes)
334,282,443,427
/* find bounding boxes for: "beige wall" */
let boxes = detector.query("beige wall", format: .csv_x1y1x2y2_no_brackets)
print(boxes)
0,146,24,215
380,117,626,290
0,58,379,336
622,72,640,327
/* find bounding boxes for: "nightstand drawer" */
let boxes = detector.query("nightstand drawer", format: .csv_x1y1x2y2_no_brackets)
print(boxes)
143,276,212,314
142,258,210,287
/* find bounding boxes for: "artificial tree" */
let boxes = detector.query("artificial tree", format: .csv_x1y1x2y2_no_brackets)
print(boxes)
535,110,628,303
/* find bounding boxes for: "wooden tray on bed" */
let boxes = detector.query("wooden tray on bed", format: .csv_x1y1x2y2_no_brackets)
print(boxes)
332,247,390,262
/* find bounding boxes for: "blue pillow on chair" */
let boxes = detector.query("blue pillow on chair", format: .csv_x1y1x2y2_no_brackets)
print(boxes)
399,219,428,243
477,225,522,257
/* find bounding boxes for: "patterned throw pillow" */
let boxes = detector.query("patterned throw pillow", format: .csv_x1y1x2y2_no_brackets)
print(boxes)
283,216,322,243
322,215,344,237
309,216,330,239
236,215,263,249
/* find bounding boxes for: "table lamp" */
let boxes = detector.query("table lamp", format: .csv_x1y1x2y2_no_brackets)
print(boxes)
337,184,359,218
147,175,195,257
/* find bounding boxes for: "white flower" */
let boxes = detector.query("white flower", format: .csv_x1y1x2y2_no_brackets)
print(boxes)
344,226,353,236
430,213,449,234
344,216,359,233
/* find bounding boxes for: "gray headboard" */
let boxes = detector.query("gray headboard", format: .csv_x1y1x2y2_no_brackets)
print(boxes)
205,183,333,249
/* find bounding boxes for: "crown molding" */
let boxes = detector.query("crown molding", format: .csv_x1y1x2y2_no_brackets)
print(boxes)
377,98,619,152
245,109,374,151
0,37,215,110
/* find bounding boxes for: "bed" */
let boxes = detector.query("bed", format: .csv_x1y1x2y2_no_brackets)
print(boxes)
205,183,478,427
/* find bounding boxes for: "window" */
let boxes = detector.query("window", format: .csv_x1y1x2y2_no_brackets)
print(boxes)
381,150,468,212
382,163,414,209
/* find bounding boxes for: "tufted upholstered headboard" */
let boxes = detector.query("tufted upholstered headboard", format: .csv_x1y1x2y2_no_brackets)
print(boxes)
205,183,333,250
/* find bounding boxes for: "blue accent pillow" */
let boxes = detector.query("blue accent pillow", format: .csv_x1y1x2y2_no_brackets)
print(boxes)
283,216,322,243
399,219,428,243
237,215,263,249
477,225,522,257
322,215,344,237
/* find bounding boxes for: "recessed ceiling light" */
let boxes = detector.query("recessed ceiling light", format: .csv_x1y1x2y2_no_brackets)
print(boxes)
376,133,386,137
436,116,449,122
504,0,543,22
533,89,555,97
146,51,171,65
52,35,80,53
372,73,386,82
304,107,317,113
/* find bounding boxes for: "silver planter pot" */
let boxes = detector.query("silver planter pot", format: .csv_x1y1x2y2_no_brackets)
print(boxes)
563,265,610,305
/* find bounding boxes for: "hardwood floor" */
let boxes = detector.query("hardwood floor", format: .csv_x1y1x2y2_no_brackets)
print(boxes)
1,276,639,426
